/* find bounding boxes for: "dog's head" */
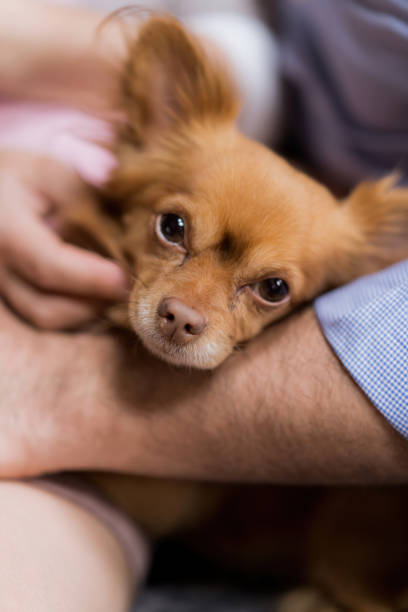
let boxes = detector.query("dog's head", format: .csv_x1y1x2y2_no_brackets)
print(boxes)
84,16,408,368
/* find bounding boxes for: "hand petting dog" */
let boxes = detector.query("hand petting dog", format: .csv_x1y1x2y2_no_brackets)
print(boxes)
0,151,128,329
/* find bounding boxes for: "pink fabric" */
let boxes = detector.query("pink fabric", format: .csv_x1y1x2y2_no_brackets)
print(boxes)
0,101,116,185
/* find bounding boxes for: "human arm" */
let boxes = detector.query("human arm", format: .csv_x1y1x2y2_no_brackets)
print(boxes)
1,299,407,484
1,1,407,485
0,0,124,112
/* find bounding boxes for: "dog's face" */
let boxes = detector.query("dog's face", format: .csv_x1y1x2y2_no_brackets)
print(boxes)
115,128,343,368
88,16,407,369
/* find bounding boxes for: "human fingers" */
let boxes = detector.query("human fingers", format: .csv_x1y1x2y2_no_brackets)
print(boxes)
0,268,104,330
4,210,129,301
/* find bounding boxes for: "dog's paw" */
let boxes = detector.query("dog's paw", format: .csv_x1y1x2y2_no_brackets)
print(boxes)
276,588,342,612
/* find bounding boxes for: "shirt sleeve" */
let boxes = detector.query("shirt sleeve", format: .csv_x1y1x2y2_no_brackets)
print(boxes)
314,259,408,438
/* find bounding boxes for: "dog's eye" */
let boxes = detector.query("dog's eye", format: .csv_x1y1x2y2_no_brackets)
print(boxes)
157,213,185,245
253,278,289,304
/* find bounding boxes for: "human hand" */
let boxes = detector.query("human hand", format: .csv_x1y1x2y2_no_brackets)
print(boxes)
0,151,128,329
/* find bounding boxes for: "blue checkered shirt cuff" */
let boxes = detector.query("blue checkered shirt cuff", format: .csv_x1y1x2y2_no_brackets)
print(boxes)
315,259,408,438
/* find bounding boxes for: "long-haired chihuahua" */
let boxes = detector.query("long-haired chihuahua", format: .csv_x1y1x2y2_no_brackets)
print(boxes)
68,15,408,612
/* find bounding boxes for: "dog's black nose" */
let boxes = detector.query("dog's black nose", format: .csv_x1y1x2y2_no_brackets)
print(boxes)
158,298,206,344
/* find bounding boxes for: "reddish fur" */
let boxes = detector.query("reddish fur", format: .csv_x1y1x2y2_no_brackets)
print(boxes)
66,15,408,611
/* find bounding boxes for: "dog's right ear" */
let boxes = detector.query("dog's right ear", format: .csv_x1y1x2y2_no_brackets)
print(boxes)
119,15,239,145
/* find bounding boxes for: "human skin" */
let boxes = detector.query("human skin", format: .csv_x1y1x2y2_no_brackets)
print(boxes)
1,299,407,483
0,481,133,612
0,5,140,609
5,4,408,609
0,0,125,112
0,0,130,330
0,151,129,329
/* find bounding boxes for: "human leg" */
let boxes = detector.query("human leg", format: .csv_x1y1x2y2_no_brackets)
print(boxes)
0,480,148,612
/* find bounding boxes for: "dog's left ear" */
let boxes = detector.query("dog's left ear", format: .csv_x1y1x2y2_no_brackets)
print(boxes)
120,15,239,145
332,175,408,285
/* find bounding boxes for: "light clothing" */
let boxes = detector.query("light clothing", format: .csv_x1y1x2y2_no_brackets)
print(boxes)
315,260,408,437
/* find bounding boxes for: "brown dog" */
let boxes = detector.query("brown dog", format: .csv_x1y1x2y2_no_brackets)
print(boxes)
68,15,408,611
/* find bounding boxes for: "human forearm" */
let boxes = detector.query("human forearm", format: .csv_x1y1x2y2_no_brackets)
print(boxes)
2,302,407,483
91,307,408,484
0,0,124,111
